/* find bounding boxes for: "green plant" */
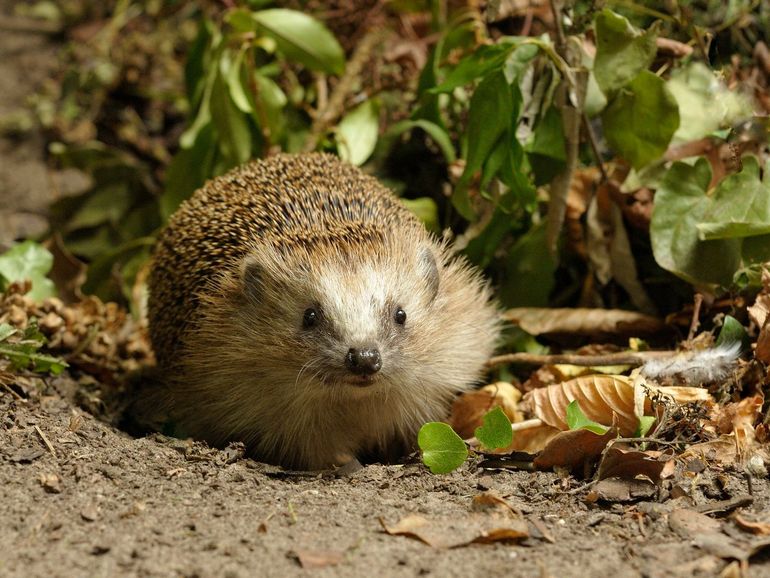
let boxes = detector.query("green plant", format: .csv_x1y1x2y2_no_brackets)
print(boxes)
0,322,68,375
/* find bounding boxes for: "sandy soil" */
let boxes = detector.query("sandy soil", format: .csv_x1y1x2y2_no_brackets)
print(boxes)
3,2,770,577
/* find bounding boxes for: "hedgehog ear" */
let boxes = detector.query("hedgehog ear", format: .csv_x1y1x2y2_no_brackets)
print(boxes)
241,257,264,303
419,246,440,302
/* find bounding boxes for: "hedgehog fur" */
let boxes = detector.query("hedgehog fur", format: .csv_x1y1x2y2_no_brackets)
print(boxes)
147,153,499,469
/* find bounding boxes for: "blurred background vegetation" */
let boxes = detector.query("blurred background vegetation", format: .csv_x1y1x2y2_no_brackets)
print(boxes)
3,0,770,331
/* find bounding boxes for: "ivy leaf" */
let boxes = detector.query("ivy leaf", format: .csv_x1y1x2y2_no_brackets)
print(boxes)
667,63,753,143
651,159,741,287
697,157,770,240
337,98,380,166
250,9,345,75
430,42,517,94
474,407,513,450
715,315,751,353
593,9,658,95
0,241,56,302
418,422,468,474
601,71,680,169
566,400,610,435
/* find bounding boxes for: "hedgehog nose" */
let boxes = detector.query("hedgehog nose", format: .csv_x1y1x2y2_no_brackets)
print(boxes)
345,347,382,375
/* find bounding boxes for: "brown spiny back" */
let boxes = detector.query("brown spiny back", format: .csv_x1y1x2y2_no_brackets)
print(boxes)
148,153,419,365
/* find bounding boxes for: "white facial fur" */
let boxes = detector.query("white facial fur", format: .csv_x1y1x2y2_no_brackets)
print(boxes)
172,232,499,469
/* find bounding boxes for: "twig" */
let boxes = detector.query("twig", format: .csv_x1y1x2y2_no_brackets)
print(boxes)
485,350,676,369
303,27,387,152
544,0,587,256
687,293,704,341
581,113,608,182
34,425,56,457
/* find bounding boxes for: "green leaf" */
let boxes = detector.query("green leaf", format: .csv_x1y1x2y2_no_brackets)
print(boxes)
650,159,742,287
0,321,67,375
430,42,517,94
499,222,556,307
667,63,753,144
224,46,253,114
474,407,513,450
0,323,17,341
210,71,252,166
250,9,344,75
253,71,288,143
635,416,656,437
454,70,519,219
0,241,56,302
566,400,610,435
715,315,751,353
180,61,217,149
593,9,658,95
742,234,770,265
337,98,380,166
66,182,132,231
601,70,680,169
185,20,215,105
401,197,440,233
527,105,566,186
418,422,468,474
697,157,770,240
161,123,216,220
387,119,456,162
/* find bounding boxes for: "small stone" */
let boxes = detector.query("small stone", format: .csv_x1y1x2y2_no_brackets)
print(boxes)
81,503,100,522
39,472,62,494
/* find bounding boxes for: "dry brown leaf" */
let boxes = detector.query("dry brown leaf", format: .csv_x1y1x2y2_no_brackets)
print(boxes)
712,394,764,435
449,382,523,439
506,423,561,453
502,307,666,337
755,326,770,364
471,491,519,515
593,477,657,502
734,514,770,536
379,511,529,548
533,428,617,473
293,549,344,569
749,269,770,363
669,509,723,540
596,444,673,482
682,435,740,466
524,374,639,435
651,385,714,404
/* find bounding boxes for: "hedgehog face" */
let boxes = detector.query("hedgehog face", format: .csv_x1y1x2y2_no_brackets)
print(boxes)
239,238,441,393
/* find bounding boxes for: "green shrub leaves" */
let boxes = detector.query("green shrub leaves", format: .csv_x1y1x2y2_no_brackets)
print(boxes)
0,241,56,302
602,71,680,170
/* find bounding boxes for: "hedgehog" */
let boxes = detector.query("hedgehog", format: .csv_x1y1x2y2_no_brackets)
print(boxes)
147,153,499,470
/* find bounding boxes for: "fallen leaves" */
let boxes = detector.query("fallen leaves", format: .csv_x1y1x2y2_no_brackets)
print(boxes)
502,307,667,337
380,492,529,548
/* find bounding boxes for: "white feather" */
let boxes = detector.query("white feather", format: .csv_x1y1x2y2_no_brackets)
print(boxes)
641,342,742,384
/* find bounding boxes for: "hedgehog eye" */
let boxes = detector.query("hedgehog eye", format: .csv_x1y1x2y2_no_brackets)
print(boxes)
394,308,407,325
303,308,319,329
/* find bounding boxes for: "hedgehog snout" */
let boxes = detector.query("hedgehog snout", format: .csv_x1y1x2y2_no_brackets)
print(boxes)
344,347,382,375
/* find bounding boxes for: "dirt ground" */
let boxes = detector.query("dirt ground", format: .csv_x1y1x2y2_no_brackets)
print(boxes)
3,3,770,577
